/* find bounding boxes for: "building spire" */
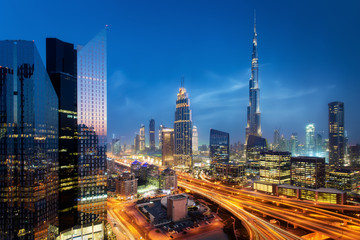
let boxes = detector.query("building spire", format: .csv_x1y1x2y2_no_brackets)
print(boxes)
181,76,184,88
254,9,256,34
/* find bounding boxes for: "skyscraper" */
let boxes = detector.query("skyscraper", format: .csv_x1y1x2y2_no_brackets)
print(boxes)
159,124,164,150
77,29,107,225
46,38,78,231
273,129,280,150
192,125,198,152
174,83,193,168
289,133,298,156
139,124,145,151
306,123,315,156
161,127,175,167
0,40,59,239
149,119,155,151
328,101,345,168
209,129,230,164
245,13,261,144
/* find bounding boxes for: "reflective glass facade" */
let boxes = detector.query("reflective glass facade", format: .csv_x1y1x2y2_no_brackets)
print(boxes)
209,129,229,164
149,119,155,151
161,128,174,167
0,40,58,239
46,38,78,231
174,87,192,168
77,29,107,224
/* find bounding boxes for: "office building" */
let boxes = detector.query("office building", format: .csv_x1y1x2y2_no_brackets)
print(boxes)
328,102,345,168
209,129,230,164
139,124,145,151
149,119,155,151
349,145,360,168
161,127,175,167
290,156,325,189
192,125,198,152
0,40,59,239
306,123,315,156
174,83,193,168
246,135,267,161
214,163,245,181
158,124,164,150
134,134,140,153
273,129,280,151
167,195,188,222
259,151,291,184
245,14,262,144
160,168,178,191
77,29,107,225
116,172,138,199
289,133,298,156
327,169,358,192
46,38,78,231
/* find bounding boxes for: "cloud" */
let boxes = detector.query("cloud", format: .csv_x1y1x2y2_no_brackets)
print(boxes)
109,70,127,89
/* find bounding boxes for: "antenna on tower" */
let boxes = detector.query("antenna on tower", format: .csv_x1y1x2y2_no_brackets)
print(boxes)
254,9,257,33
181,76,184,88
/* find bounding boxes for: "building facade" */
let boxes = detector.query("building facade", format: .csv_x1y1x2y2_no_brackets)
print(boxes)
259,151,291,184
290,156,325,189
245,15,262,144
46,38,79,232
149,119,155,151
174,85,192,168
161,127,174,167
160,168,177,191
328,102,345,168
209,129,229,164
167,195,188,222
0,40,59,239
116,172,138,199
77,29,107,225
327,169,357,192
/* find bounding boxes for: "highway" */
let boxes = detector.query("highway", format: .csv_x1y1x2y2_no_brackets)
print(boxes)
179,174,360,240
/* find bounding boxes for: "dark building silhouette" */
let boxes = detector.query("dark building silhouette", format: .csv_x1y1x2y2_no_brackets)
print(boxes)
328,102,345,168
46,38,78,231
209,129,230,164
290,156,325,189
149,119,155,151
0,40,59,239
161,127,175,167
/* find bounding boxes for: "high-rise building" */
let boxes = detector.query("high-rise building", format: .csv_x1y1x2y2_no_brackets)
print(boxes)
245,14,261,144
116,172,138,199
160,168,178,191
349,145,360,168
174,84,193,168
134,134,140,153
289,133,298,156
139,124,145,151
149,119,155,151
259,151,291,184
158,124,164,150
328,102,345,168
0,40,59,239
306,123,315,156
192,125,198,152
290,156,325,189
77,29,107,225
46,38,78,231
209,129,230,164
161,127,175,167
273,129,280,150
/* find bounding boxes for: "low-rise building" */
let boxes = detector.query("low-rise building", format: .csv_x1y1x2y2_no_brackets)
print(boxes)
167,195,188,222
326,169,359,192
214,162,245,181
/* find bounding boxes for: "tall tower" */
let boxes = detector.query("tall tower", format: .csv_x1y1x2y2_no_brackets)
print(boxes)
192,125,199,152
46,38,78,231
0,40,59,239
149,119,155,151
174,81,193,168
328,102,345,168
139,124,145,151
306,123,315,156
77,28,107,225
246,11,262,144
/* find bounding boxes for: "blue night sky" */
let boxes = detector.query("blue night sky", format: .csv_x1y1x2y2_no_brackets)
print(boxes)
1,0,360,146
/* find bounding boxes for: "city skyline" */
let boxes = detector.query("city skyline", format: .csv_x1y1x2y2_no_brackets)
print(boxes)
1,0,360,146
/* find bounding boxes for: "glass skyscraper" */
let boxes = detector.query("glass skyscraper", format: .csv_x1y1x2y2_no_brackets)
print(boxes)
290,156,325,189
0,40,58,239
246,14,262,144
77,29,107,225
174,85,192,168
305,123,315,156
209,129,230,164
46,38,78,232
328,102,345,168
149,119,155,151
